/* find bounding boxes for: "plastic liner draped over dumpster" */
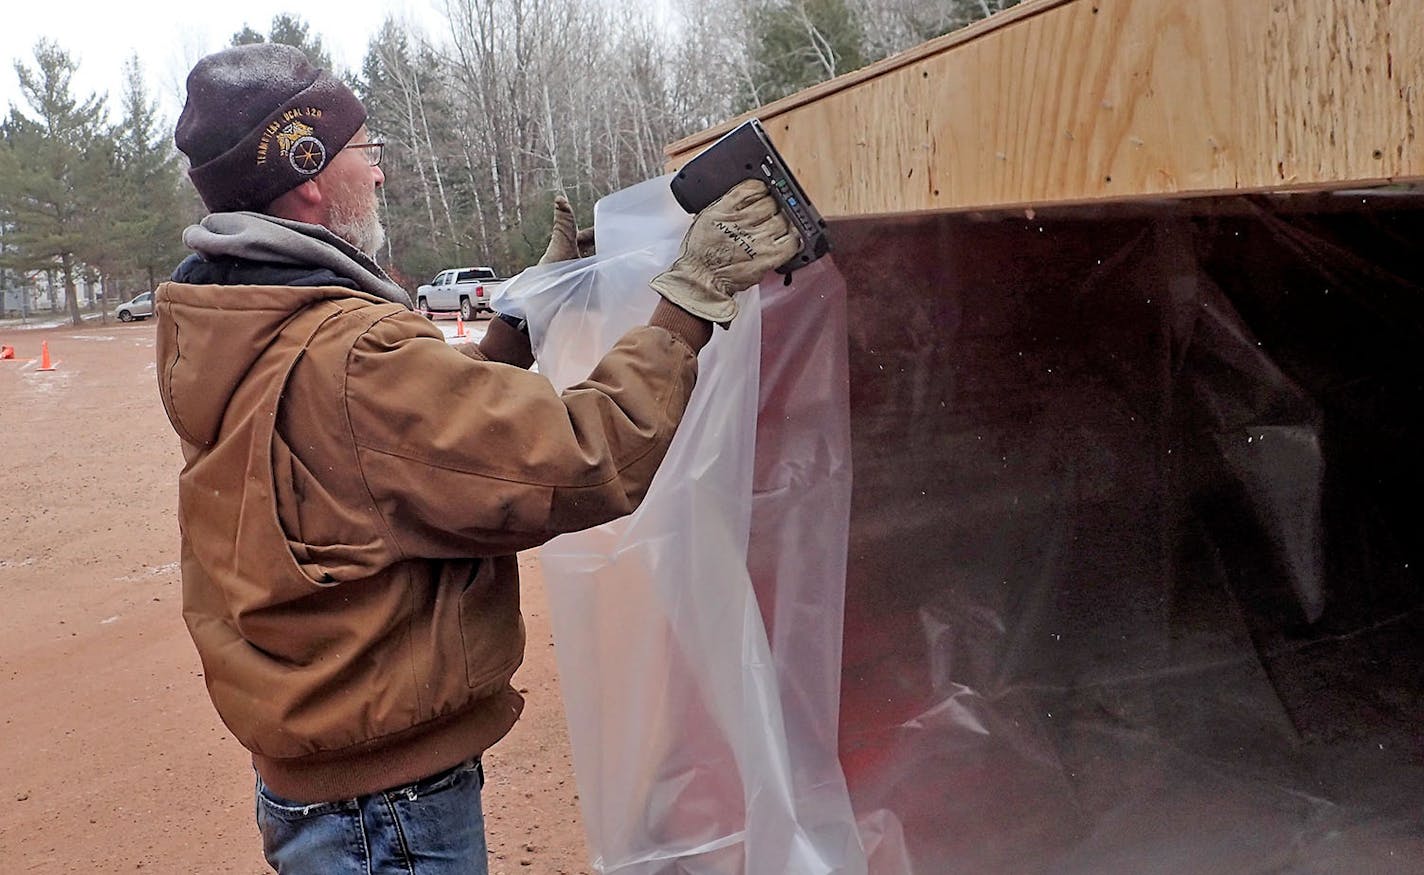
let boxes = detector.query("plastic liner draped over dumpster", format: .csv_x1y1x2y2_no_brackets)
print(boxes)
501,183,1424,874
497,177,886,874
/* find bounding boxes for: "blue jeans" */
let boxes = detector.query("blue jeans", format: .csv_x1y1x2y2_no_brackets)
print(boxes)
255,759,488,874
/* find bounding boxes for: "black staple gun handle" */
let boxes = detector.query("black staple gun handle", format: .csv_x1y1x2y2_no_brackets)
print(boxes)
670,118,832,276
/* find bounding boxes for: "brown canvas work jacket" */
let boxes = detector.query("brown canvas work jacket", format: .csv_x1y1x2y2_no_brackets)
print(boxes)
155,276,702,803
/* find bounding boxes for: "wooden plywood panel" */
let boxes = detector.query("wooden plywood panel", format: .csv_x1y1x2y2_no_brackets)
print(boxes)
666,0,1424,217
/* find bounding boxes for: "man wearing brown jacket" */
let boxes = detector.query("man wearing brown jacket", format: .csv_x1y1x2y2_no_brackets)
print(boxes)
157,44,797,875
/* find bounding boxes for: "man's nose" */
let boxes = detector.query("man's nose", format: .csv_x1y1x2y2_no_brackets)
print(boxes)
372,164,385,188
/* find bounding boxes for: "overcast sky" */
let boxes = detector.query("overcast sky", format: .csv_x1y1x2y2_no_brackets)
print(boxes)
2,1,445,127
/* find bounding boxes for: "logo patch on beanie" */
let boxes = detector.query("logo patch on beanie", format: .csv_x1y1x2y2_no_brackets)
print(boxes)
256,108,328,175
286,134,327,174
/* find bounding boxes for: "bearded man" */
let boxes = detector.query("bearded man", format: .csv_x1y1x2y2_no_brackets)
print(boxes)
156,43,796,875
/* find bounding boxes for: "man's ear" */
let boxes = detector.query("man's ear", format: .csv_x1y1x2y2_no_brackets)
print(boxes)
265,179,324,223
292,179,324,207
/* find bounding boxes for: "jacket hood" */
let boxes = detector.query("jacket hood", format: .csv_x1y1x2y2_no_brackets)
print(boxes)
155,281,391,448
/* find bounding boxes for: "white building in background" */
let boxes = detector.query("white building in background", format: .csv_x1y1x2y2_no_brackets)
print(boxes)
0,269,106,317
0,287,27,318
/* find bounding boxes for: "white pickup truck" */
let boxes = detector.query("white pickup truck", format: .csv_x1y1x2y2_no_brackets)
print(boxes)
415,267,506,320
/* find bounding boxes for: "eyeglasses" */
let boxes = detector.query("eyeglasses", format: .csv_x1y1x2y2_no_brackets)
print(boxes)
346,141,384,167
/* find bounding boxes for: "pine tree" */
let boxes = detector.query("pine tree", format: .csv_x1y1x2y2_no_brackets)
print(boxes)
743,0,869,107
0,41,110,325
230,14,336,73
111,56,192,291
360,21,463,281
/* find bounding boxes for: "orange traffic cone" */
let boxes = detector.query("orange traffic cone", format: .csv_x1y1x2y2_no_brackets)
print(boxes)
456,315,467,338
36,340,57,371
0,344,14,360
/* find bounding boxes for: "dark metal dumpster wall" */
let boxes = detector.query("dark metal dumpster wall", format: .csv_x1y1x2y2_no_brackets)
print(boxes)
828,191,1424,873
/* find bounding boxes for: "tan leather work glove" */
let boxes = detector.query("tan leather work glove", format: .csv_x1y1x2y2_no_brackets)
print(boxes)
539,195,580,264
649,179,800,325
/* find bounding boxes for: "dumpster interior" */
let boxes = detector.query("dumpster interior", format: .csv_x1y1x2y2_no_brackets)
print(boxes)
829,188,1424,873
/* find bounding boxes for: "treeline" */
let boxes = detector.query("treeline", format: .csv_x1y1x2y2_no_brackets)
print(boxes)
0,0,1015,323
0,47,195,322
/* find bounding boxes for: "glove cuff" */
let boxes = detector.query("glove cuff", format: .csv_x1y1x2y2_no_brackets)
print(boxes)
649,269,738,325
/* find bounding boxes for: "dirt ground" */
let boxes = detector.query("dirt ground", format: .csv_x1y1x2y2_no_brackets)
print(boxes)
0,316,593,873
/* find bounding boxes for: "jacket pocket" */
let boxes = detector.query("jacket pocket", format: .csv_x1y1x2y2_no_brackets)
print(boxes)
456,556,525,695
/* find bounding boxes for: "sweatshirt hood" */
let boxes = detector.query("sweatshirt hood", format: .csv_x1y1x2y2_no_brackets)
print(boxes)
182,212,412,308
155,280,393,449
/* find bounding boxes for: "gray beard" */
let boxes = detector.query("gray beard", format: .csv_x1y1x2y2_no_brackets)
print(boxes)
329,195,387,257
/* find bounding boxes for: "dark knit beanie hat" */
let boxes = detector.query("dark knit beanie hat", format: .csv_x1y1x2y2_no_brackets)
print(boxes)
176,43,367,213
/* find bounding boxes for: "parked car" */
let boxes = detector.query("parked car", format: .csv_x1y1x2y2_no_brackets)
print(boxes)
415,267,506,320
114,291,154,322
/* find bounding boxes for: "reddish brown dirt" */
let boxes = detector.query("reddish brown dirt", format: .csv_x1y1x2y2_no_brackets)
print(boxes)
0,319,592,874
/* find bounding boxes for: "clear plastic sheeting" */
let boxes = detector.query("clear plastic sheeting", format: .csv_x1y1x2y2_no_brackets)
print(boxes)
495,177,884,874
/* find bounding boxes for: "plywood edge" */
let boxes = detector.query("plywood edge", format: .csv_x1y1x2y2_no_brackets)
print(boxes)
823,176,1424,226
663,0,1078,164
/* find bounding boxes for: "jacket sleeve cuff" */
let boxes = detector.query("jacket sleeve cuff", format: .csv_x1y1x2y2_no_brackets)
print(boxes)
478,314,536,369
648,298,713,353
